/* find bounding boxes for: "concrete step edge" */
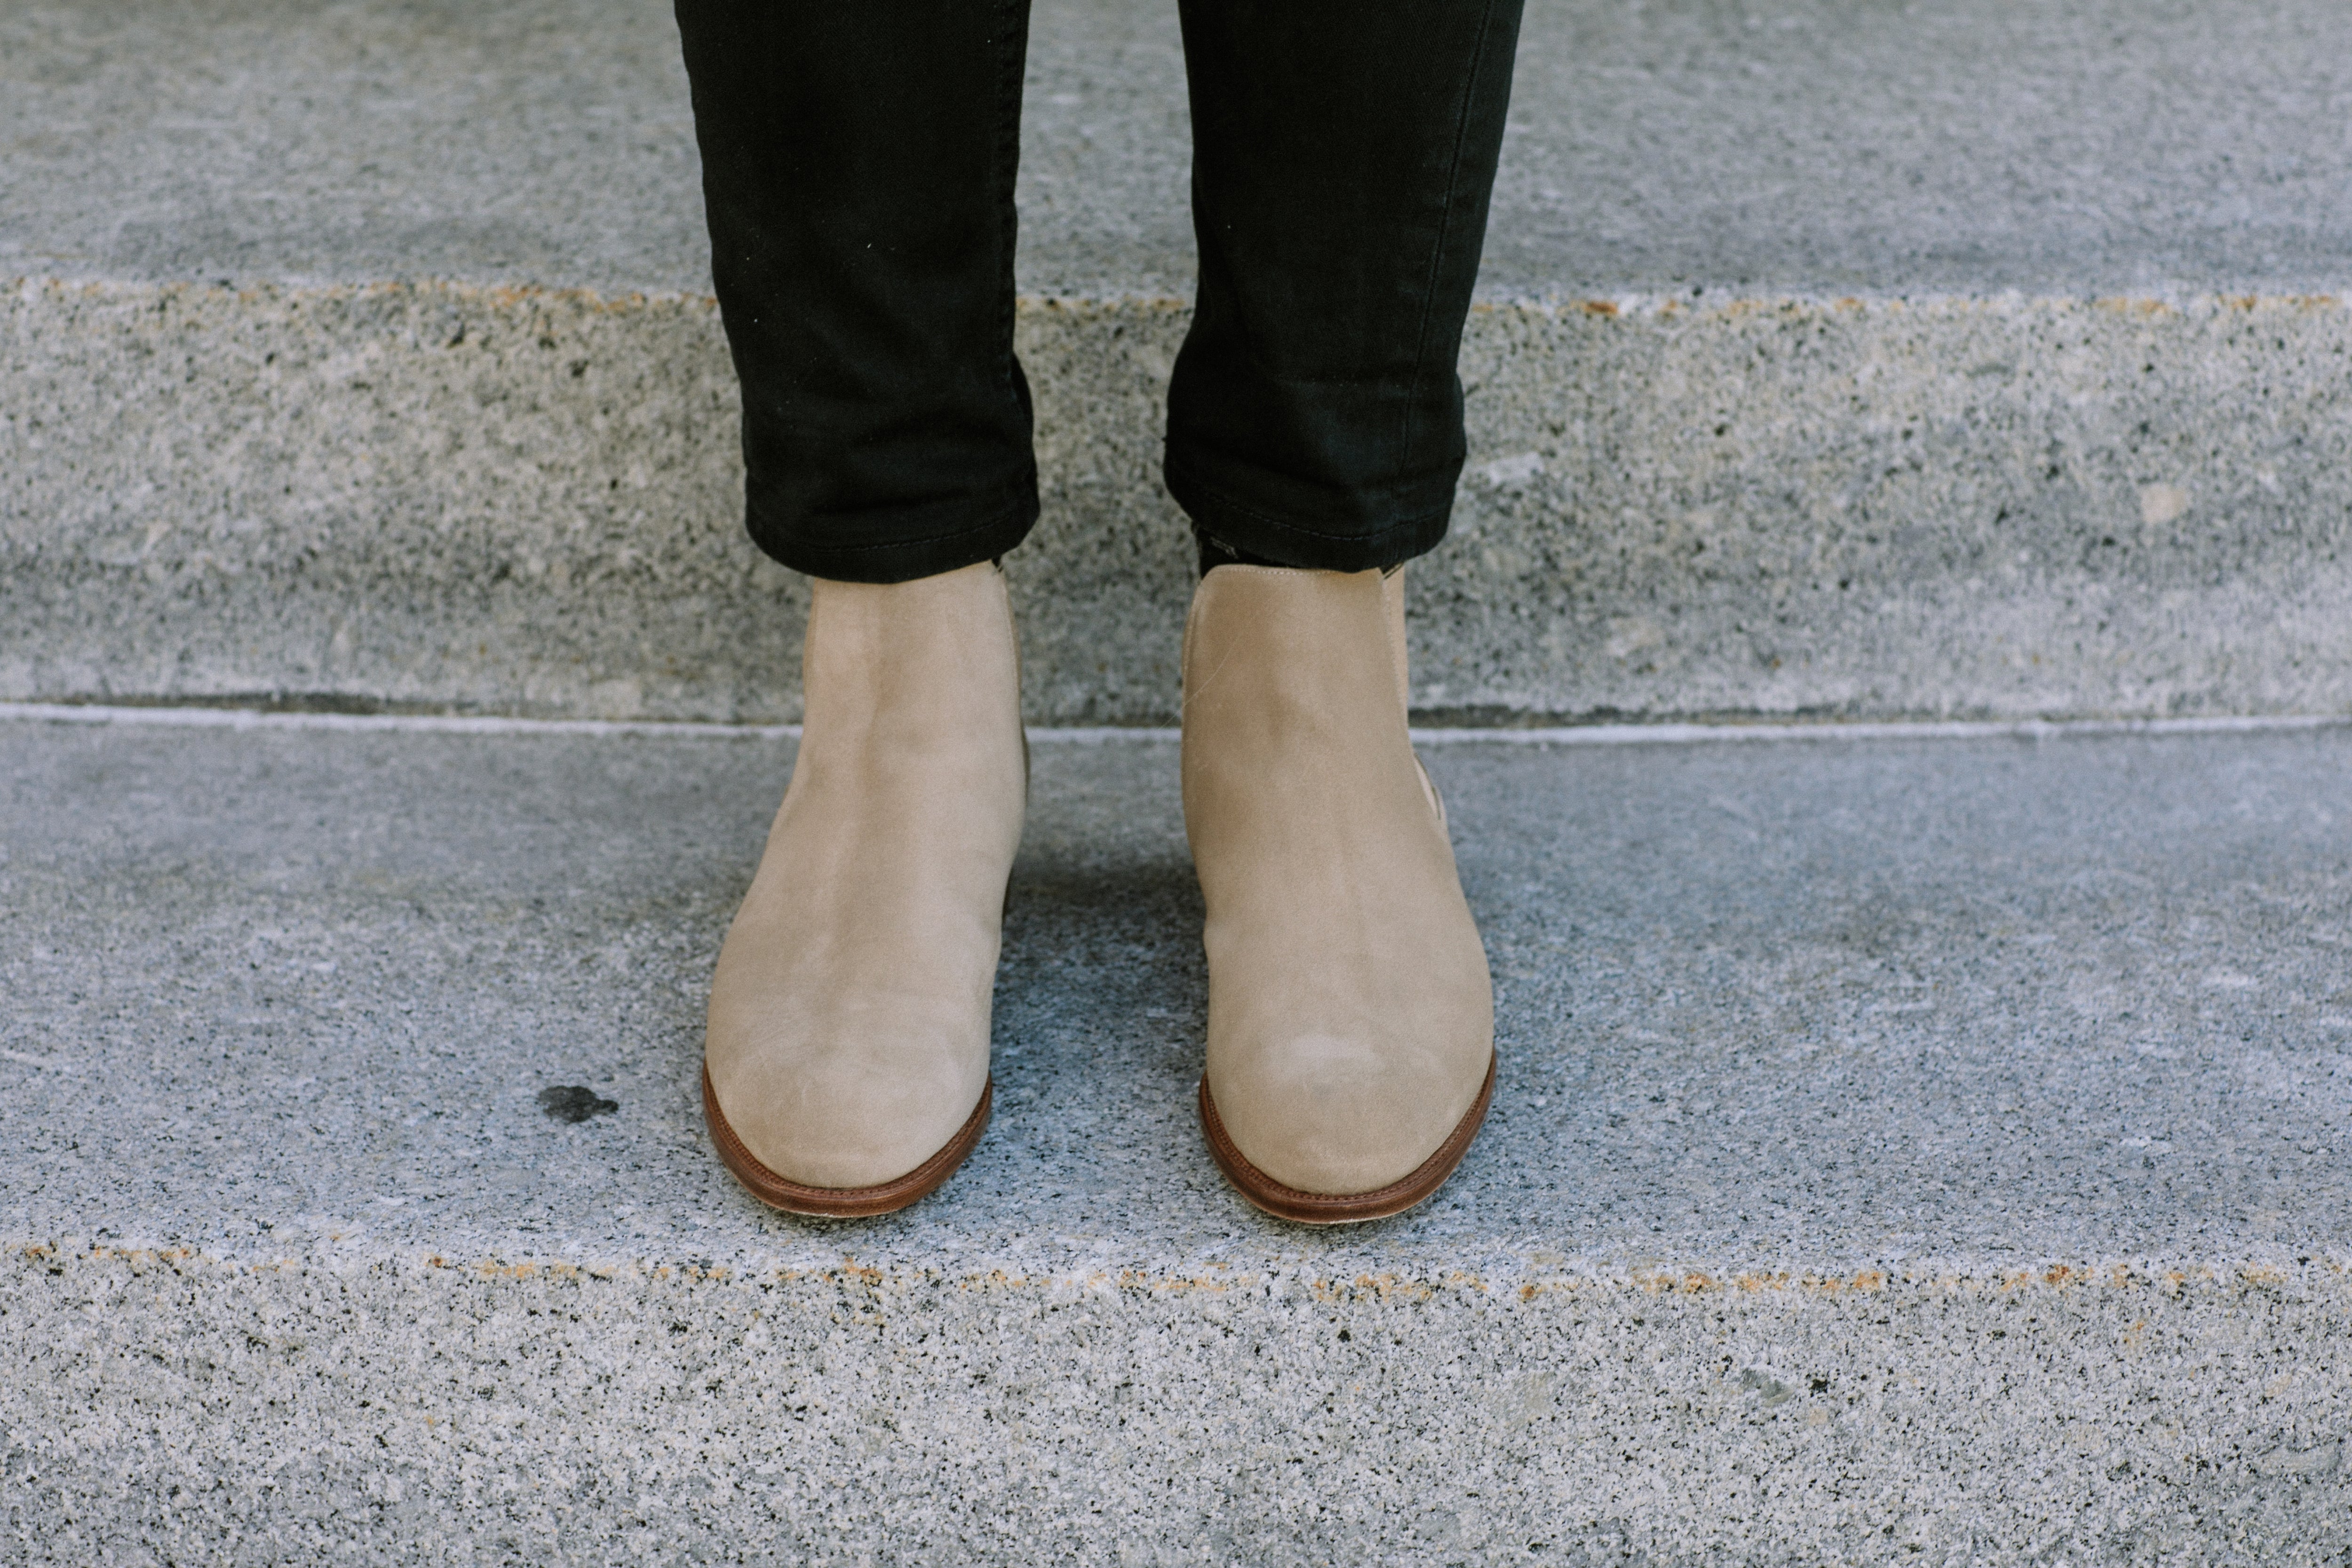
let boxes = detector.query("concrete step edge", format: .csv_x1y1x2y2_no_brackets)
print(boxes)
4,698,2349,748
7,276,2349,727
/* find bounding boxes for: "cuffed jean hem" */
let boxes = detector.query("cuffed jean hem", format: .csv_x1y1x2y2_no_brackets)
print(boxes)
1162,456,1455,574
744,478,1040,585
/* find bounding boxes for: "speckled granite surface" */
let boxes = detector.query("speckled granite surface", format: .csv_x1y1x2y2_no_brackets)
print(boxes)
4,713,2348,1561
9,283,2350,728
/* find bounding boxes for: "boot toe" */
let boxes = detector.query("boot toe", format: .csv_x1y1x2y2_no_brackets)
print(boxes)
1208,1031,1484,1197
708,1029,987,1193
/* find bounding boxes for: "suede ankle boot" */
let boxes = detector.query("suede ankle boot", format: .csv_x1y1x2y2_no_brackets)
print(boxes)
703,561,1026,1217
1180,565,1495,1223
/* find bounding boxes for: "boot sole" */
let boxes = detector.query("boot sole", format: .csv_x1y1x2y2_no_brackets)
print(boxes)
1198,1055,1495,1225
703,1067,993,1218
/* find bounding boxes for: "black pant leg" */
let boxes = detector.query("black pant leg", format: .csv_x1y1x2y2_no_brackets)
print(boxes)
676,0,1038,584
1165,0,1525,572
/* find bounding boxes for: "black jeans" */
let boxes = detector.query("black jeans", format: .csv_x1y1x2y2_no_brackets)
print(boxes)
675,0,1525,584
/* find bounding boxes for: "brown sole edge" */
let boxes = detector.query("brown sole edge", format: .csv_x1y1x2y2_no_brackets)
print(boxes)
1198,1055,1496,1225
703,1066,992,1218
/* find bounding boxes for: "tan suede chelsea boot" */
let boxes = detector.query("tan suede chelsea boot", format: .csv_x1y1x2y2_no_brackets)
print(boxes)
703,561,1026,1217
1181,565,1495,1223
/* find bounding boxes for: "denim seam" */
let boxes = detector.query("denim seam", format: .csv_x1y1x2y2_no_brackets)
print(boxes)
1166,446,1452,527
1166,457,1449,550
992,0,1026,395
750,489,1035,560
1398,0,1499,471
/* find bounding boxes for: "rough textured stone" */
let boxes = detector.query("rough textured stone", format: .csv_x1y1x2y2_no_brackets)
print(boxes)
3,712,2349,1561
7,0,2352,725
9,4,2350,1555
7,283,2348,724
1426,293,2352,725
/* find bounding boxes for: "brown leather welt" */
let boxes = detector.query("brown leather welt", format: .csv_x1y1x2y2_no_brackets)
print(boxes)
703,1067,992,1218
1199,1055,1495,1225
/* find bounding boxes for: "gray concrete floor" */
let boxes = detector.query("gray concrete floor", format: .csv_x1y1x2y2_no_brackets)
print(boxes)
5,712,2347,1275
7,0,2349,299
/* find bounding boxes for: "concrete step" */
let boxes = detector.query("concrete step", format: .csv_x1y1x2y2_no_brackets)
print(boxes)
4,0,2349,726
4,706,2350,1560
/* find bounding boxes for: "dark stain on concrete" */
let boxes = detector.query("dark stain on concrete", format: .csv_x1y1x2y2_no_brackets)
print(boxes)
538,1085,618,1124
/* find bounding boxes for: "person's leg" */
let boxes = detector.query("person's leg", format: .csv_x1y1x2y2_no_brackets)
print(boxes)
1172,0,1523,1221
676,2,1034,1215
677,0,1037,583
1167,0,1525,573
